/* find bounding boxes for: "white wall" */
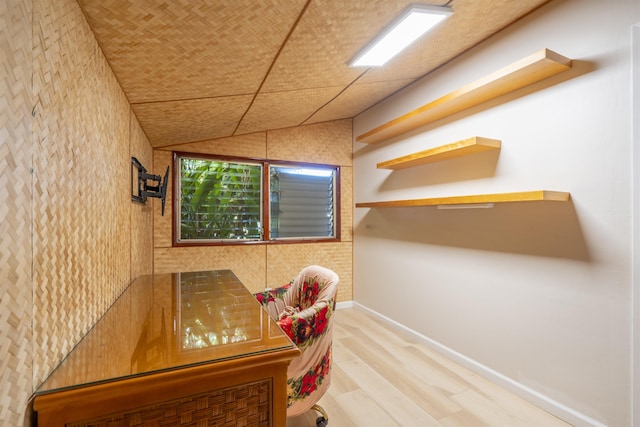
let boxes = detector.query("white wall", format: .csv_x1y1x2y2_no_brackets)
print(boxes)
353,1,640,426
631,21,640,427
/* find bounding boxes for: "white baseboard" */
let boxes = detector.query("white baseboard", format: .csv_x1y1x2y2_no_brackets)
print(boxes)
345,302,607,427
335,300,354,310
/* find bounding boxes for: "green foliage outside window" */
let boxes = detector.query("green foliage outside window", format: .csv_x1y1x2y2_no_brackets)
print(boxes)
179,158,262,241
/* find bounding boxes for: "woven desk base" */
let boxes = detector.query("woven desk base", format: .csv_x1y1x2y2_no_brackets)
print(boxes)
68,379,271,427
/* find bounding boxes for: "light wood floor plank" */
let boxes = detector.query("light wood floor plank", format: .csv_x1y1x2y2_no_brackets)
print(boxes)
451,389,537,427
325,363,359,395
408,344,570,427
286,308,572,427
339,357,441,427
339,336,462,419
336,389,402,426
438,409,492,427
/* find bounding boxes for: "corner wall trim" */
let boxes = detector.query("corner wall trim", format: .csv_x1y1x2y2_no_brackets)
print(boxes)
352,302,606,427
631,21,640,427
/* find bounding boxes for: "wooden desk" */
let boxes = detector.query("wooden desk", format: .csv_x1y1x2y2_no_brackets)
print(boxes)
33,270,299,426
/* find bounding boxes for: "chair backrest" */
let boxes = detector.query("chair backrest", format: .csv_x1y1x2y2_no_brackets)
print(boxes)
280,265,339,417
289,265,339,312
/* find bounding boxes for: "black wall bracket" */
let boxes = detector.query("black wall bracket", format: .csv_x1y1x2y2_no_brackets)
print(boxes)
131,157,169,216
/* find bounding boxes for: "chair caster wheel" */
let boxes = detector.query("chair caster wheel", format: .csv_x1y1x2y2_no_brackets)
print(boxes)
316,416,328,427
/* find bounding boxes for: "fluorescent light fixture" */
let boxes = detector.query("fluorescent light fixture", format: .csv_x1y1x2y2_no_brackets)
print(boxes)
350,4,453,67
437,203,495,210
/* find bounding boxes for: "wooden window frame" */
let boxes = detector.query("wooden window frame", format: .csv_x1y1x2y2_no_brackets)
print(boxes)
172,152,341,247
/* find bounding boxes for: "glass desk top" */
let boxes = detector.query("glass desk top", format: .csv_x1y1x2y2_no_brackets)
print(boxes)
36,270,295,394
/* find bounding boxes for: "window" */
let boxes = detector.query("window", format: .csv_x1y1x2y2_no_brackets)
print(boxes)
175,153,339,245
178,157,262,241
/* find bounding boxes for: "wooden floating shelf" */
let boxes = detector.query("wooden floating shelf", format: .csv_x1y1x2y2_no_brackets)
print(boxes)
356,48,572,144
377,136,501,170
355,190,570,208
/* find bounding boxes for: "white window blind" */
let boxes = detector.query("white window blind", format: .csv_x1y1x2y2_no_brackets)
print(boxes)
270,166,335,239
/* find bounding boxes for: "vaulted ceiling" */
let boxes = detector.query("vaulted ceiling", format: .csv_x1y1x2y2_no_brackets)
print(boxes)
77,0,551,148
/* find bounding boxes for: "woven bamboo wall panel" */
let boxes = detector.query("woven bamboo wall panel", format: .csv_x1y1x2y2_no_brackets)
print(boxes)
160,132,267,159
154,246,267,294
235,87,343,136
77,0,551,146
0,0,33,424
305,79,415,125
133,95,254,147
77,0,306,103
69,380,270,427
153,119,353,299
267,119,352,166
261,0,434,93
267,242,353,302
153,150,173,249
130,111,154,279
340,166,354,242
32,0,133,386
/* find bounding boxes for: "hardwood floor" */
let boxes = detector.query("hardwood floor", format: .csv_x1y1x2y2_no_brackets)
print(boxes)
287,307,571,427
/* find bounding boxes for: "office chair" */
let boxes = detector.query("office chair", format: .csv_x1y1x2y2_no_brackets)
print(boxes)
255,265,339,427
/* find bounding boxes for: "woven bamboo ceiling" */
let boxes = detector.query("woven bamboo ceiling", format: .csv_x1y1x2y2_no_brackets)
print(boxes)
77,0,551,148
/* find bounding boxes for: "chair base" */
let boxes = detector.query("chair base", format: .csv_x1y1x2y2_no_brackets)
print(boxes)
312,404,328,426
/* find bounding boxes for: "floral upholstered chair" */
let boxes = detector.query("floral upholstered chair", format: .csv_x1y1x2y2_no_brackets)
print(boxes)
255,265,339,426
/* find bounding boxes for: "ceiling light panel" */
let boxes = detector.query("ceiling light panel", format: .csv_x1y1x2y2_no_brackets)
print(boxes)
350,4,453,67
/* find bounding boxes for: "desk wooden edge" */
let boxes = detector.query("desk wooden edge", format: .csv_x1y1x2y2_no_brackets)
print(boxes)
34,346,300,426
